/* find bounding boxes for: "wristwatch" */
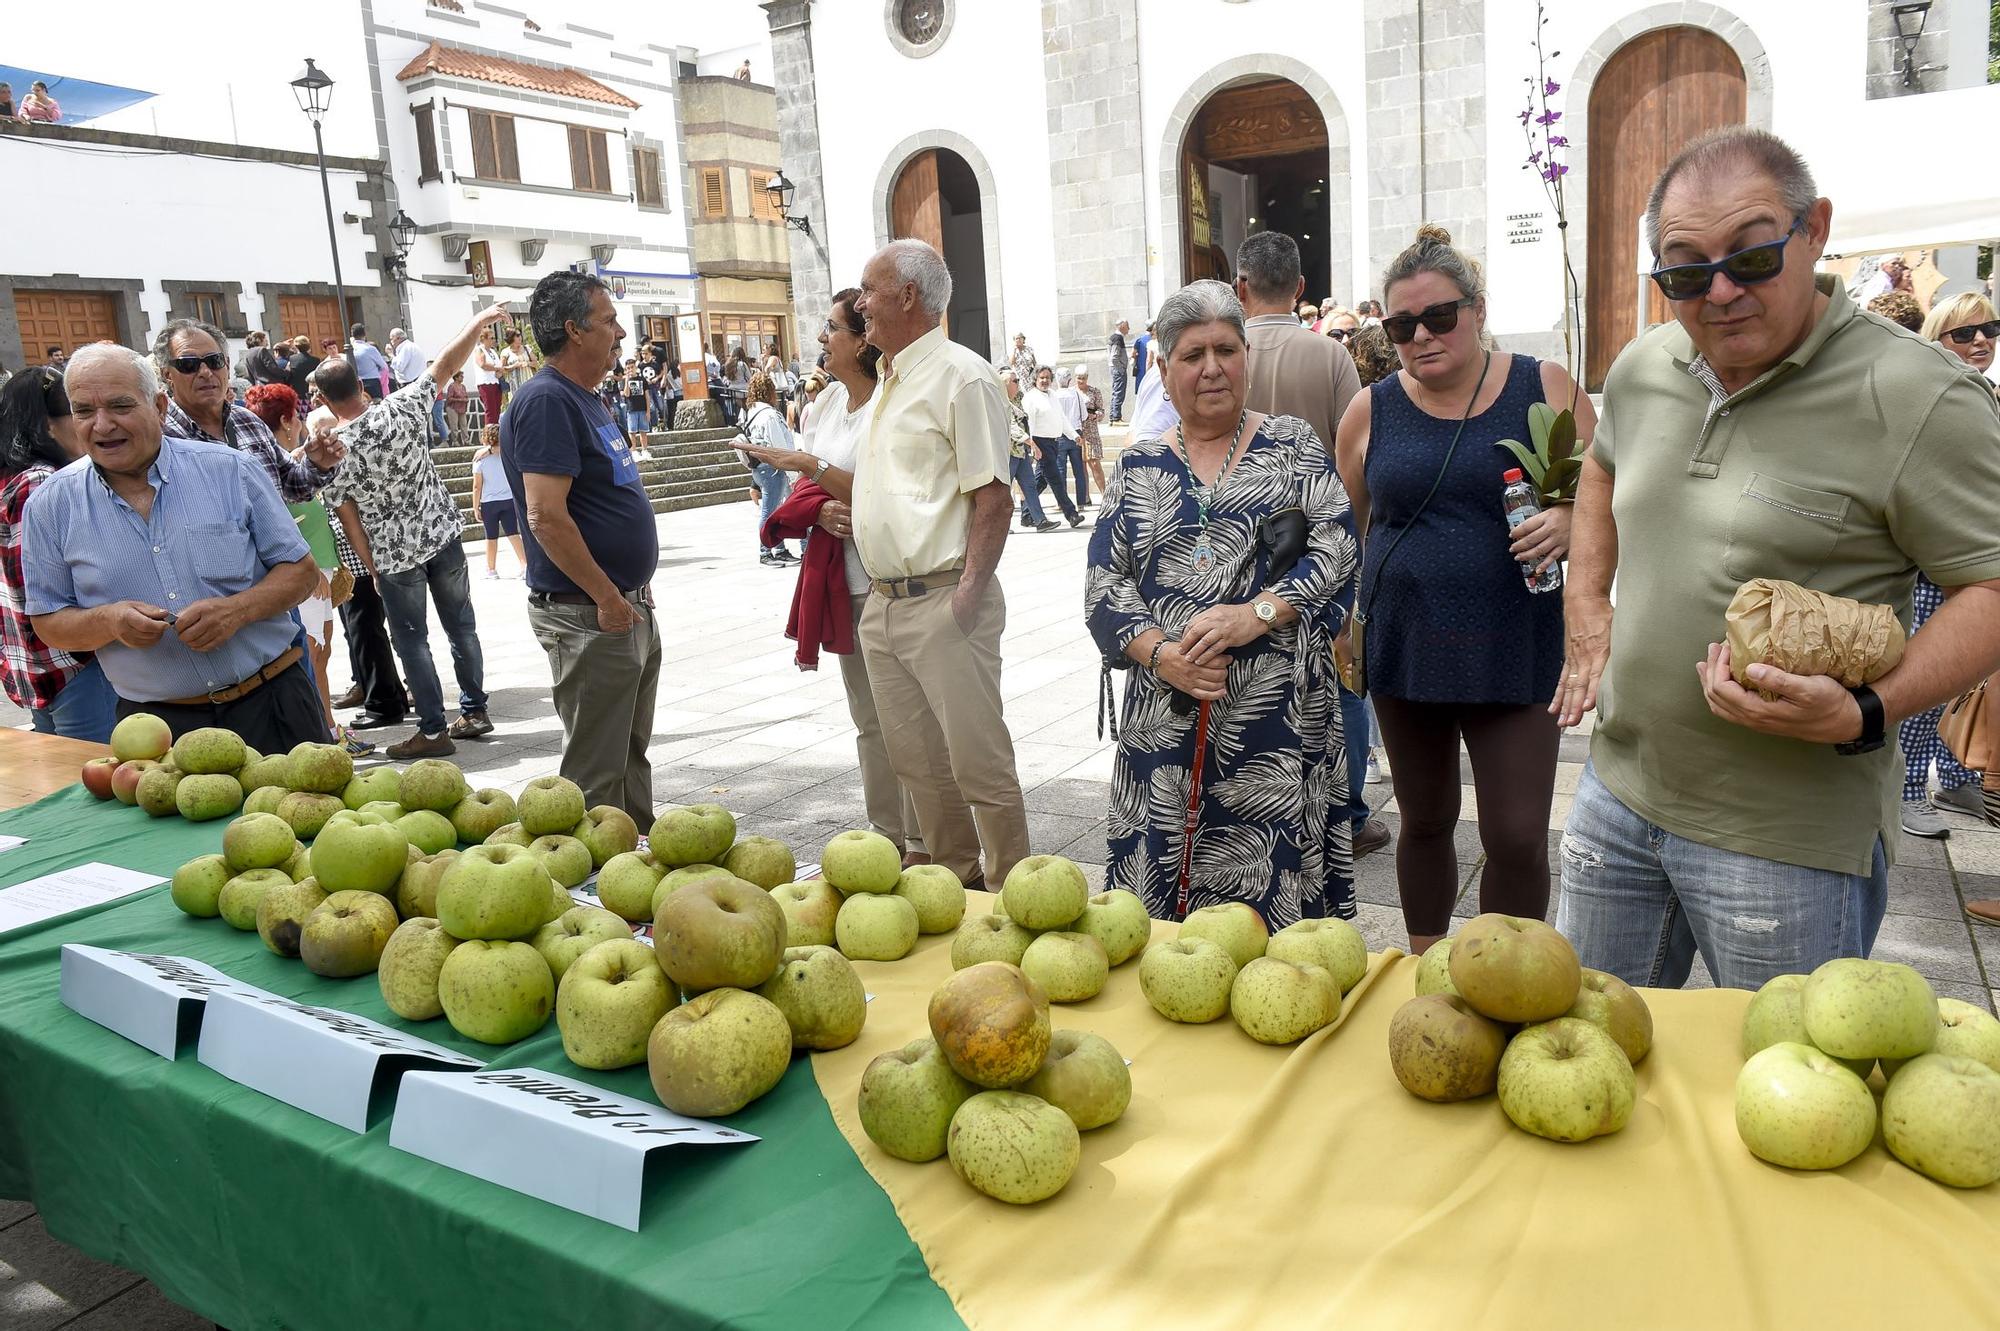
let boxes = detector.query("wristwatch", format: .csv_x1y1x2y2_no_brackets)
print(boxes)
1835,684,1886,756
1252,597,1278,625
811,457,830,482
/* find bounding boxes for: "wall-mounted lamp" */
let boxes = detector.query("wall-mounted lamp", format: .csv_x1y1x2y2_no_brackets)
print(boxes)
766,170,812,236
1891,1,1932,89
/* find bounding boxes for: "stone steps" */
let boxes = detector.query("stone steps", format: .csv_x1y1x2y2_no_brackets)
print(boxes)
446,426,749,539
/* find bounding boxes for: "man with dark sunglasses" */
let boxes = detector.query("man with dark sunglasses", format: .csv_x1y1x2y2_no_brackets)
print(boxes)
1554,126,2000,991
155,318,343,504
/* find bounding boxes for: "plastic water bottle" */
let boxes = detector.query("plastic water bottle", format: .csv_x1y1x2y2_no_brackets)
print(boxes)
1502,468,1563,594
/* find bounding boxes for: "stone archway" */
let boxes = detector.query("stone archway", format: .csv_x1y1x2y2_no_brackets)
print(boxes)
874,129,1006,361
1159,55,1352,302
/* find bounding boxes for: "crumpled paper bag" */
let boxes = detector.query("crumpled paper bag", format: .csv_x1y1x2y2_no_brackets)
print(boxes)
1726,578,1905,696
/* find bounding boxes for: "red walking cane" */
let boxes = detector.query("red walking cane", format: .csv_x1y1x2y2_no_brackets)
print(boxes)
1174,697,1213,919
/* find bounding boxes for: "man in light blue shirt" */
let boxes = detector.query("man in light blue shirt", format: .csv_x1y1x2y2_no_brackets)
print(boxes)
24,345,324,753
349,325,389,401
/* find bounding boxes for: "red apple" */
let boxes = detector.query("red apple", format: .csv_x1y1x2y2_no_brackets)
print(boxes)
80,757,119,800
111,759,160,806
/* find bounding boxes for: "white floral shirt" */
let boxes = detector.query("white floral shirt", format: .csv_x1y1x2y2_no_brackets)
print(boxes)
318,375,462,575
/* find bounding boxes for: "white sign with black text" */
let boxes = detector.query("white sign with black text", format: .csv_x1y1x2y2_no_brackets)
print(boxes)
197,989,482,1131
59,945,266,1058
390,1067,759,1230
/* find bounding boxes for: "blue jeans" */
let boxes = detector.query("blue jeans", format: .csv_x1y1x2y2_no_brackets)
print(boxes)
1010,455,1048,524
431,398,448,445
626,406,650,435
1554,763,1889,991
1336,684,1370,828
753,462,790,555
31,658,117,742
376,540,487,735
1032,437,1080,521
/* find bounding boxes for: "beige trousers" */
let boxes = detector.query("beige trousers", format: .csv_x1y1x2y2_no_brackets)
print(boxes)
859,579,1030,887
837,594,928,854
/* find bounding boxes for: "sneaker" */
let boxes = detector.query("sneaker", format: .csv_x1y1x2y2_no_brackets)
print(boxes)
1901,797,1950,839
386,730,457,760
484,569,501,580
337,726,376,757
773,549,799,563
759,552,785,567
449,710,494,740
1067,514,1084,528
1365,751,1383,785
1035,520,1062,533
1933,784,1986,820
1353,818,1391,859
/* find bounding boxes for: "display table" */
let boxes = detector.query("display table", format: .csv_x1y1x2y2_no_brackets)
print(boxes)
3,732,1998,1330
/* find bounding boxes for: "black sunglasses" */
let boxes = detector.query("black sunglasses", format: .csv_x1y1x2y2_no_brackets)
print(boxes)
1328,328,1354,341
1944,320,2000,345
166,352,228,375
1649,216,1804,301
1382,297,1475,345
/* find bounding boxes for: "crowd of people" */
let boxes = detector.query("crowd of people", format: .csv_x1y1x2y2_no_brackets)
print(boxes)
4,123,1998,984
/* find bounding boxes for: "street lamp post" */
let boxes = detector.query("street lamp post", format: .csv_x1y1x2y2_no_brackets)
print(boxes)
291,58,350,355
387,208,417,334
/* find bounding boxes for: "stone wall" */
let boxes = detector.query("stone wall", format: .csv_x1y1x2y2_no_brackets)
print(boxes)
1864,0,1953,97
1363,0,1487,294
763,0,833,344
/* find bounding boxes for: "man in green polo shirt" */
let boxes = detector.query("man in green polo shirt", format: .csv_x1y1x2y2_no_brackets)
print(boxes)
1552,126,2000,990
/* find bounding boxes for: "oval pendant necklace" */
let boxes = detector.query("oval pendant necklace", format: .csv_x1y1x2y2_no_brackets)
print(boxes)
1175,410,1248,575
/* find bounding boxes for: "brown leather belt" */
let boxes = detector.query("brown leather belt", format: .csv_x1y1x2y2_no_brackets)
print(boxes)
162,646,303,707
529,586,655,608
871,568,963,600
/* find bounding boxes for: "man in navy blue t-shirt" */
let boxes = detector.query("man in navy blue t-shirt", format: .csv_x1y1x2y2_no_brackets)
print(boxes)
500,272,662,824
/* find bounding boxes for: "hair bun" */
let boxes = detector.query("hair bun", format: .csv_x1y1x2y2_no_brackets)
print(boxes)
1415,222,1452,246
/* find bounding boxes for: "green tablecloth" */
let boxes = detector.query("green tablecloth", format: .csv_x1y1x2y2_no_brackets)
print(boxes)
0,788,959,1330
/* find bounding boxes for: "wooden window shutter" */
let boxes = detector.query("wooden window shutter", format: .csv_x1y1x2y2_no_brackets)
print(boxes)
633,147,663,206
591,132,610,192
702,168,725,217
414,105,440,181
470,111,497,179
496,115,519,181
568,125,589,190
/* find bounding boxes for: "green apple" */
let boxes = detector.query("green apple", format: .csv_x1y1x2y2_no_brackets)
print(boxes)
1449,913,1582,1024
282,842,311,882
276,791,345,840
1021,1030,1130,1130
645,804,739,869
1496,1017,1635,1143
717,834,795,889
1069,888,1151,966
341,767,402,810
223,812,295,872
835,891,920,962
1267,917,1368,994
532,905,633,982
518,774,587,836
544,881,576,925
647,987,792,1116
399,758,468,812
950,914,1036,970
445,788,514,844
176,773,244,822
557,938,673,1069
1021,931,1109,1003
286,741,353,795
655,875,787,992
398,849,460,920
171,854,233,918
1802,958,1938,1062
928,962,1051,1088
1414,937,1457,995
484,822,533,848
379,917,463,1020
312,810,410,895
394,809,458,856
218,868,292,930
948,1091,1080,1204
439,939,555,1044
1740,974,1874,1078
757,945,868,1050
299,890,399,977
357,800,407,822
895,864,967,934
571,805,640,868
256,877,328,957
772,879,843,948
1564,968,1654,1065
1388,993,1509,1102
1881,1053,2000,1187
170,726,245,775
819,828,900,894
527,833,592,888
1734,1042,1876,1170
651,863,731,914
134,764,184,817
436,844,556,941
999,854,1089,930
236,752,293,798
1139,937,1238,1023
1179,902,1269,970
109,711,172,762
241,785,287,818
1894,998,2000,1077
1230,956,1339,1044
596,851,668,922
858,1037,976,1162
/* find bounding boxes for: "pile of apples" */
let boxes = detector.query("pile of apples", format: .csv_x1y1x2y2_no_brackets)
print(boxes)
1139,902,1370,1045
1386,915,1653,1143
83,714,294,822
858,960,1131,1205
1735,958,2000,1187
946,854,1151,1002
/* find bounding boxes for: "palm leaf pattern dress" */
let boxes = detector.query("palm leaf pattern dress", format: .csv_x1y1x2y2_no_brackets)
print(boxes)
1085,414,1360,924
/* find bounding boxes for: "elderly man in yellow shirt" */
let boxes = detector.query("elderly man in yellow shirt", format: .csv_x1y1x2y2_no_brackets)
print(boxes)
847,239,1031,890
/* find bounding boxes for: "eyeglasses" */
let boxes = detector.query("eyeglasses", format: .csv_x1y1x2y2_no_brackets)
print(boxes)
166,353,228,375
821,319,863,337
1943,320,2000,345
1381,297,1475,345
1649,216,1804,301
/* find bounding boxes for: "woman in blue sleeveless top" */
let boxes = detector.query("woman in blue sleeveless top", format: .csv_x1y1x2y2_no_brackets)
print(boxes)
1334,224,1597,955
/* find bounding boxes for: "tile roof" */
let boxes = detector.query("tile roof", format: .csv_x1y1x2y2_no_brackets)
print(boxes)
394,40,640,109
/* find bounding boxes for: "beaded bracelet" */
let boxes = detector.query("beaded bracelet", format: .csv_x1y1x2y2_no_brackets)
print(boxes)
1146,638,1167,672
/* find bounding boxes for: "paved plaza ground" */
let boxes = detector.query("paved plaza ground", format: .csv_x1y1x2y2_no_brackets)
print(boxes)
4,496,1999,1327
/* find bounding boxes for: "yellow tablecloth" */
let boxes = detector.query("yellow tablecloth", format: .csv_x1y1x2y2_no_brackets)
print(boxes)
814,898,2000,1331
